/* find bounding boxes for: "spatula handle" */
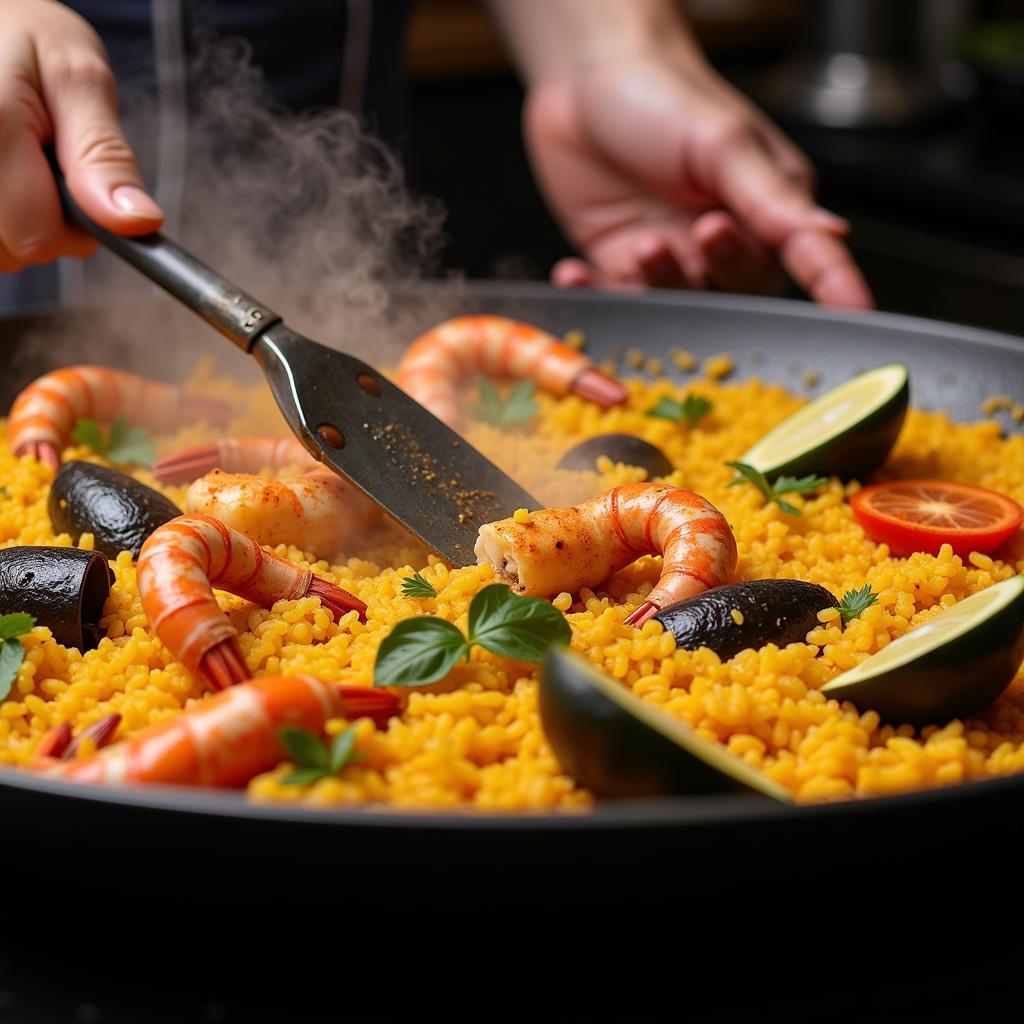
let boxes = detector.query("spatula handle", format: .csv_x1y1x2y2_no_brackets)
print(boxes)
45,148,280,352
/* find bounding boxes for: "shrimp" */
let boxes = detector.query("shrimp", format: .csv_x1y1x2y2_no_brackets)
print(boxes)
9,366,231,471
43,676,398,788
474,483,737,626
137,514,367,691
33,713,122,768
153,436,317,484
184,469,379,560
395,315,628,428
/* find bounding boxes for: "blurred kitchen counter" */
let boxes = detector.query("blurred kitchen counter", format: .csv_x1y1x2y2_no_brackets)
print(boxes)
405,0,800,76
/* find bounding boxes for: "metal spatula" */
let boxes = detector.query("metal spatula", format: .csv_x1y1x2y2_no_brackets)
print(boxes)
48,160,538,565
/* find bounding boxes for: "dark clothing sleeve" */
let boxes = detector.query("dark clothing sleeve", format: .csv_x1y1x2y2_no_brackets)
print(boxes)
0,0,413,314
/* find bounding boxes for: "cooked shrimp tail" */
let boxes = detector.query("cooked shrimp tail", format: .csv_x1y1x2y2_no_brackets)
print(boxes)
33,713,122,767
571,367,631,406
396,315,628,428
475,483,736,625
9,366,231,469
138,514,366,691
47,676,398,788
153,437,317,484
623,601,659,627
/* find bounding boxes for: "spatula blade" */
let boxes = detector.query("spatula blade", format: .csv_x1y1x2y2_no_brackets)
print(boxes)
254,325,540,565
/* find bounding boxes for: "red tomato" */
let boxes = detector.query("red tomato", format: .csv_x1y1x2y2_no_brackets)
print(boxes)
850,480,1023,557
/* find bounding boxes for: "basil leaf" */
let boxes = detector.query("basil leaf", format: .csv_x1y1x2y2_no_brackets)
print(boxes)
373,616,468,688
0,639,25,702
71,418,107,456
0,613,35,642
467,584,571,661
328,724,362,772
279,725,329,770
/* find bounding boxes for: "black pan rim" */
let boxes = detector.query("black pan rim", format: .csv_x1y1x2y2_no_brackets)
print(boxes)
419,279,1024,355
3,282,1023,831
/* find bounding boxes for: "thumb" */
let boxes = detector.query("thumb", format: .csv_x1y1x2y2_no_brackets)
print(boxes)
41,55,163,234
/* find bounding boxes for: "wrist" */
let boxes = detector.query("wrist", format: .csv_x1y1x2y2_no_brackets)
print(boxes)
491,0,703,86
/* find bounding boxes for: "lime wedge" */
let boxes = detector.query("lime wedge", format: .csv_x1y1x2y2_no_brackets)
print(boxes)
741,364,908,481
539,646,790,801
822,576,1024,725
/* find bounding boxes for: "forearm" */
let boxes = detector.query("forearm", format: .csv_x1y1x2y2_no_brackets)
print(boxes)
486,0,705,83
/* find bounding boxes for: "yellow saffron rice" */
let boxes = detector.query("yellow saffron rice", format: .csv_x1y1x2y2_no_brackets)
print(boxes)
2,356,1024,810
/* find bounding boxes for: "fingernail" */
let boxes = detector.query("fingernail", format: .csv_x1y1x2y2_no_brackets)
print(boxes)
111,185,163,220
809,208,850,235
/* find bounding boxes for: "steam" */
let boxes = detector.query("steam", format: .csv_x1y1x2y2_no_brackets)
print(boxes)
32,32,455,382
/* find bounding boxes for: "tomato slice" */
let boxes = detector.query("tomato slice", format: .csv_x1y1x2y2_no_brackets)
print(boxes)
850,480,1023,557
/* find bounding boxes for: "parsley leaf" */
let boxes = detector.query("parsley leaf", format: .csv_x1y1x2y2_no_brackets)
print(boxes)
469,378,539,426
278,723,364,786
401,571,438,599
646,393,714,426
373,617,468,687
0,613,34,701
836,585,879,623
372,584,571,688
725,460,827,516
467,584,572,661
71,418,107,455
71,416,155,467
105,417,156,467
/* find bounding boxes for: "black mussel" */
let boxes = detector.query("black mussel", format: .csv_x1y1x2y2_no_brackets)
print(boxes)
0,547,113,650
557,434,674,478
655,580,836,661
48,461,181,560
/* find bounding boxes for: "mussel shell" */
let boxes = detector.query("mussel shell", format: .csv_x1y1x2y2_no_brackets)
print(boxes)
655,580,836,661
556,434,674,478
48,461,181,560
0,547,113,650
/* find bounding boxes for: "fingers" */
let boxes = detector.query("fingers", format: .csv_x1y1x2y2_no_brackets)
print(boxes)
555,227,709,292
698,124,848,249
37,49,163,236
692,210,781,294
782,229,875,309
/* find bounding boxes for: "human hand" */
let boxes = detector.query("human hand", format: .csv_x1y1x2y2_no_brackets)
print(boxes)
0,0,162,272
523,48,873,308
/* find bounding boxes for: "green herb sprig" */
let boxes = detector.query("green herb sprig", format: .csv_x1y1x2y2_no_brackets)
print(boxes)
646,394,713,427
469,378,539,427
278,724,363,786
373,584,571,688
725,460,827,516
72,416,156,467
401,571,438,599
0,613,35,701
836,585,879,624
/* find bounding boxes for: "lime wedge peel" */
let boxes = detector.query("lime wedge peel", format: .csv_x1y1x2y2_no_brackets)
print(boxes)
741,364,909,481
823,577,1024,688
821,576,1024,725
